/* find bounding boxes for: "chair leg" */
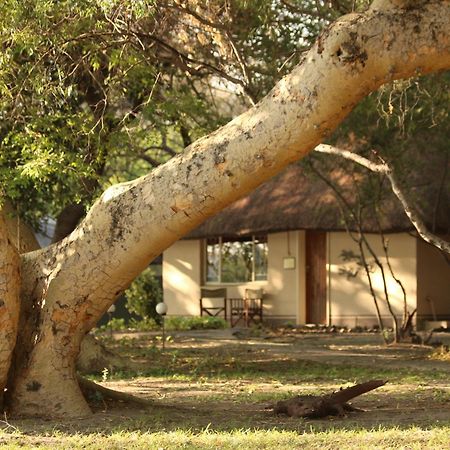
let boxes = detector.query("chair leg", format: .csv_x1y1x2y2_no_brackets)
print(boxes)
244,299,249,327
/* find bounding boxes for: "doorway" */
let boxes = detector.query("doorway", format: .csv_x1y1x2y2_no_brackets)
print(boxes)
305,230,327,324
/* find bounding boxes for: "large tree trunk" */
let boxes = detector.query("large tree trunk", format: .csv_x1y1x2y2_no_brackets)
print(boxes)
3,1,450,418
0,208,20,408
1,202,126,416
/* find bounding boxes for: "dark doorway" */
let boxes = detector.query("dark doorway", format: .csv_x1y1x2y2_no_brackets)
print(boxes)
305,231,327,324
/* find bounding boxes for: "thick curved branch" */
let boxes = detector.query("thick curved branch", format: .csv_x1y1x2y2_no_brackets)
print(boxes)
29,0,450,316
77,375,153,407
315,144,450,255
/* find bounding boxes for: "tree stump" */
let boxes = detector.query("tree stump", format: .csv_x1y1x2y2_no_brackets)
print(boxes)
273,380,386,418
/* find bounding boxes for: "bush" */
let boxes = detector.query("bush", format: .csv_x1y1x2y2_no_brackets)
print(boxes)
97,315,228,333
165,316,228,331
97,317,127,332
128,317,160,331
125,267,163,324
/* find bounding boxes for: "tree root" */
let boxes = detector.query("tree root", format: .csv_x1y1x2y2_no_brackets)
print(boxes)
77,375,153,407
77,334,136,374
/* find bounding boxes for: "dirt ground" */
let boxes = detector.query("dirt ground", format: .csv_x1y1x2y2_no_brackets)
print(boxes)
6,330,450,435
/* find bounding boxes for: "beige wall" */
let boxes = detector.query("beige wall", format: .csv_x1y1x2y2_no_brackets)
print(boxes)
163,232,304,323
163,231,420,328
163,240,202,316
264,231,302,322
328,232,417,328
416,237,450,322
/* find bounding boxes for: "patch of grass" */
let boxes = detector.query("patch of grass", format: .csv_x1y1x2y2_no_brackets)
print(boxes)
87,344,450,386
5,333,450,448
2,426,450,449
165,316,229,331
430,345,450,361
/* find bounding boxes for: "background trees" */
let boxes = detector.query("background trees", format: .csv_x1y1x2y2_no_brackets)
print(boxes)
0,0,370,234
2,1,448,246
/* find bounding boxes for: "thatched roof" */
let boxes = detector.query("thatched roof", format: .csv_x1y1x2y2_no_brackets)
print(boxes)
186,159,450,239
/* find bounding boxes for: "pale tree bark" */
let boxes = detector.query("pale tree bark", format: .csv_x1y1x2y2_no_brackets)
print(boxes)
0,207,20,407
314,144,450,255
2,200,40,254
4,1,450,418
2,202,130,408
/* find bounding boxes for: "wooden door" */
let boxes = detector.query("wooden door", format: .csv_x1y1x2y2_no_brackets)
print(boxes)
305,231,327,324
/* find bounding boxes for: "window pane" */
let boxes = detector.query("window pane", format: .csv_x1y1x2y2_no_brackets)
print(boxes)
205,235,268,284
206,238,220,282
254,236,268,281
221,238,252,283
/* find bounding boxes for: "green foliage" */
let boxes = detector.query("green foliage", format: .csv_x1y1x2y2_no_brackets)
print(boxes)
125,268,163,323
128,317,160,331
165,316,228,331
97,315,227,332
98,317,127,332
0,0,229,225
1,0,448,239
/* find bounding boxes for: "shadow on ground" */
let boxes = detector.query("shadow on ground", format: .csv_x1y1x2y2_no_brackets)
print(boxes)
4,331,450,437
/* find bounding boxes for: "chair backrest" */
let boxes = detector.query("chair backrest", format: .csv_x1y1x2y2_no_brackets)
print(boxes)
200,288,227,299
244,288,263,300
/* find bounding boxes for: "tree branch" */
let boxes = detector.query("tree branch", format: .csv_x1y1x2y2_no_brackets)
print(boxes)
34,1,449,314
164,2,228,31
307,159,388,338
315,144,388,173
314,144,450,255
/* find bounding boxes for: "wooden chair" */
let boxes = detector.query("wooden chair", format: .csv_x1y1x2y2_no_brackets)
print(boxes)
200,288,227,319
229,289,264,327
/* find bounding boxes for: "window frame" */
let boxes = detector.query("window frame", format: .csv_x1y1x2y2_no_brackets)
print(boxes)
204,235,268,284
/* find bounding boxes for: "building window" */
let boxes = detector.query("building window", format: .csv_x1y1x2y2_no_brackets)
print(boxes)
205,235,268,283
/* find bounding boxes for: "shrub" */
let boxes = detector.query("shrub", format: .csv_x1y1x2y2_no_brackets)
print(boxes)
128,317,160,331
98,317,127,332
165,316,228,331
125,267,163,324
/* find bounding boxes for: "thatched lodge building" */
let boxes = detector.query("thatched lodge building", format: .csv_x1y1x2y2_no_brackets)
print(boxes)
162,161,450,329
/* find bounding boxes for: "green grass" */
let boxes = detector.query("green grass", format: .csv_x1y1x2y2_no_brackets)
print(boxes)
89,345,449,386
1,427,450,449
6,333,450,449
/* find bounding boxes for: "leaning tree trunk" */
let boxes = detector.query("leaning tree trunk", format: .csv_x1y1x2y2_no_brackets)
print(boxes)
4,0,450,418
1,202,129,416
0,207,20,408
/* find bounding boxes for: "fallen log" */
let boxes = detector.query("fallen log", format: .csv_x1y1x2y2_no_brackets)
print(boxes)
273,379,387,418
